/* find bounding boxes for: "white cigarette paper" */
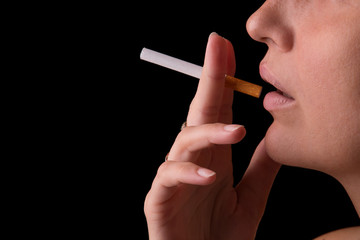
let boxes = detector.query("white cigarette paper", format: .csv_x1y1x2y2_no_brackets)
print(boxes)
140,47,262,98
140,48,202,79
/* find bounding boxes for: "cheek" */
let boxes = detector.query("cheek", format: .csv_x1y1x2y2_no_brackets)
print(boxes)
267,27,360,173
297,34,360,148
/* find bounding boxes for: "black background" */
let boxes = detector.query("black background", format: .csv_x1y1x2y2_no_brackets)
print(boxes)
68,1,359,239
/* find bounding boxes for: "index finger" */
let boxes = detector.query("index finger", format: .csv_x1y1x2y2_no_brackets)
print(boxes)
187,33,232,126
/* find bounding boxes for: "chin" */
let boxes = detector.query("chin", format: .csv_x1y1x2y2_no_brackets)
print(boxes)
263,122,350,176
264,122,312,169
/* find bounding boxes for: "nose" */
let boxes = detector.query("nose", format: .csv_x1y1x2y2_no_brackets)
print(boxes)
246,1,294,52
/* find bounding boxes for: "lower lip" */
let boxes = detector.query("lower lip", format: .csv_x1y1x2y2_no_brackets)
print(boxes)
263,91,295,111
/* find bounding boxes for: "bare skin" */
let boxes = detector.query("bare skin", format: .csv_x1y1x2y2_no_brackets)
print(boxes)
145,33,281,240
145,0,360,238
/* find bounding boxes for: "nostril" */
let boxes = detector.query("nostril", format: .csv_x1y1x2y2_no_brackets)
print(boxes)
260,37,275,46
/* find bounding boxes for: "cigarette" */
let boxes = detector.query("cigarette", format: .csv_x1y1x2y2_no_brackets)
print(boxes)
140,48,262,98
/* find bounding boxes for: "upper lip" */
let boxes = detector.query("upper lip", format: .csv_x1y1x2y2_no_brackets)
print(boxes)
259,62,294,99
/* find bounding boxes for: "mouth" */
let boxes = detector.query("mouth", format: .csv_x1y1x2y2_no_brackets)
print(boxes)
275,89,294,99
260,63,295,111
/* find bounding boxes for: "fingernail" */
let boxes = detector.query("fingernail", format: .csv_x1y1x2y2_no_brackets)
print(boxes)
209,32,219,39
197,168,216,178
224,124,243,132
209,32,228,41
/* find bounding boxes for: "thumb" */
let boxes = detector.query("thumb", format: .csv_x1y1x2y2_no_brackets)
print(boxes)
235,139,281,221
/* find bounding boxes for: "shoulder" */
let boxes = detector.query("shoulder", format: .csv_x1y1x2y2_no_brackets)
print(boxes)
313,226,360,240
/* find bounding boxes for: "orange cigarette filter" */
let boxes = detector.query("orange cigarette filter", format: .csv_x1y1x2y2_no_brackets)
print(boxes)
140,48,263,98
225,75,262,98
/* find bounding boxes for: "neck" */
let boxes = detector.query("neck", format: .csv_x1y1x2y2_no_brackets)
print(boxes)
335,172,360,217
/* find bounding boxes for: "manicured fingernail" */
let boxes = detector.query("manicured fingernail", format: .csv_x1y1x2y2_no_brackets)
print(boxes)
209,32,228,41
197,168,216,178
224,124,243,132
209,32,220,39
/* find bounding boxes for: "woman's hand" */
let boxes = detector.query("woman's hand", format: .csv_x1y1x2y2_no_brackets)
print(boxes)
144,33,281,240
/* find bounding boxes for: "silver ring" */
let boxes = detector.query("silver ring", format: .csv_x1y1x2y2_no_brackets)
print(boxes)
165,153,169,162
181,121,187,131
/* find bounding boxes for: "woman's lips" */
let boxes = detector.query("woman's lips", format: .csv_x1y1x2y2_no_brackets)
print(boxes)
263,90,295,111
260,63,295,111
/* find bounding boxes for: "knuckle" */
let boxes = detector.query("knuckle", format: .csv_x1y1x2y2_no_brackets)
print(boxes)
144,192,151,216
189,100,219,121
196,105,219,119
173,127,193,147
177,124,193,136
177,126,212,152
156,161,171,178
176,162,192,176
